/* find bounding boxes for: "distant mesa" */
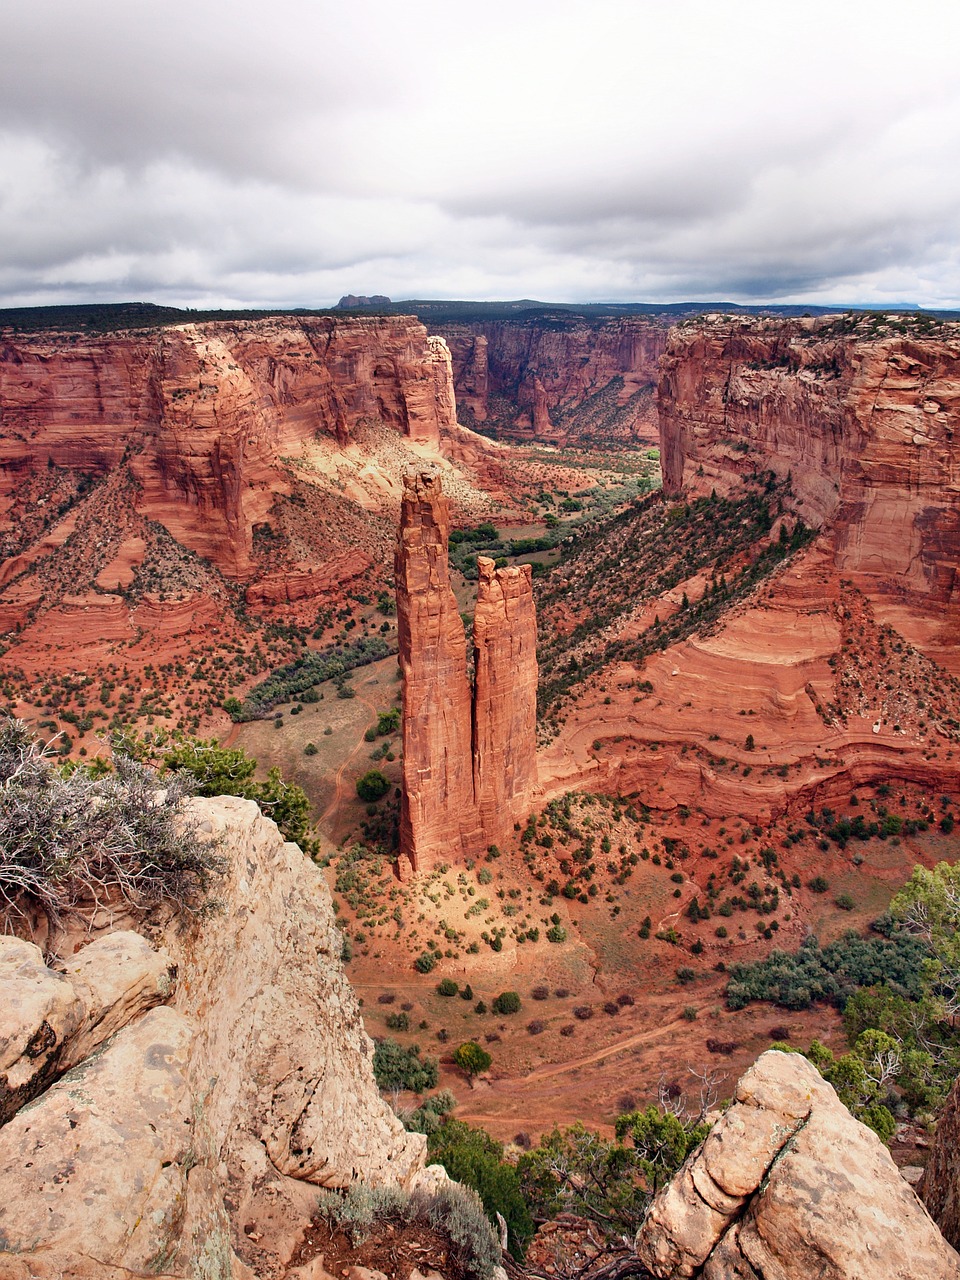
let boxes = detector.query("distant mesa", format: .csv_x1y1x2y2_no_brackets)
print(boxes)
335,294,392,309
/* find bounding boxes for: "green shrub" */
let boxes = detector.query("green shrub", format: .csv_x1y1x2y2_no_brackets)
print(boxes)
414,950,437,973
437,978,459,997
428,1119,533,1260
356,770,390,802
453,1040,492,1080
372,1038,438,1093
492,991,521,1015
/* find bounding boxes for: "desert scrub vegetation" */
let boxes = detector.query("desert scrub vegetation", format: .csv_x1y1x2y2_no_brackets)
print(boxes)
314,1181,501,1279
534,475,816,727
0,718,224,933
727,867,960,1126
226,635,390,721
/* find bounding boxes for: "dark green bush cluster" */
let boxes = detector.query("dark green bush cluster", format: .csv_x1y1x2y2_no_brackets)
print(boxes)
725,931,927,1012
372,1037,438,1093
228,636,389,720
428,1118,533,1260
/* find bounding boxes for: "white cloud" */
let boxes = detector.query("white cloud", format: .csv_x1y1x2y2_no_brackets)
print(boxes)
3,0,960,307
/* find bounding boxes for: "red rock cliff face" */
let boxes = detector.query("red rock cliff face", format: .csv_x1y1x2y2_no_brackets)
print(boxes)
473,556,538,848
0,316,456,584
396,474,538,875
439,318,667,446
395,472,481,875
658,317,960,611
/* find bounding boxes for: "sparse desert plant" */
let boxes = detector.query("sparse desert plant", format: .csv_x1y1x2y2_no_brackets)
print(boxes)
0,719,224,932
453,1040,493,1083
492,990,521,1015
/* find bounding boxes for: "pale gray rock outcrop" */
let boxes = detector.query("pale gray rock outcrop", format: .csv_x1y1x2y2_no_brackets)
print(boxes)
636,1049,960,1280
0,796,425,1279
0,929,175,1124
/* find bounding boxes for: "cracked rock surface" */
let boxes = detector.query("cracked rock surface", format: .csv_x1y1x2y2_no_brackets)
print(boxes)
636,1050,960,1280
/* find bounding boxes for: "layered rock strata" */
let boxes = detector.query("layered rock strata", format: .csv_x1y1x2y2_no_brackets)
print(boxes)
658,317,960,613
440,317,667,445
922,1072,960,1251
0,315,457,588
396,472,537,874
636,1049,960,1279
395,471,483,874
0,796,425,1279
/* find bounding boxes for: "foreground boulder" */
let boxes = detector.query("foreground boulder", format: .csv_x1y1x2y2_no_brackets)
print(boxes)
0,796,425,1279
922,1073,960,1252
636,1049,959,1280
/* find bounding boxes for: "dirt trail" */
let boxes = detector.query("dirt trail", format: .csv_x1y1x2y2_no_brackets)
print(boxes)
320,692,379,825
519,1017,686,1083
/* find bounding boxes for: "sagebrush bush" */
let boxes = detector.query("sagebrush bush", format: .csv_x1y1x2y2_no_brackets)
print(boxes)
0,719,224,931
315,1180,500,1279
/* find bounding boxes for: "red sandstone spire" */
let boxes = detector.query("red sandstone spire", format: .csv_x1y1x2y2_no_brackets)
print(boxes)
395,471,480,875
395,473,538,875
473,556,538,847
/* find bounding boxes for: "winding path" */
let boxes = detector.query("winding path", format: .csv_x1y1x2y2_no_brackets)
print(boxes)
320,691,380,825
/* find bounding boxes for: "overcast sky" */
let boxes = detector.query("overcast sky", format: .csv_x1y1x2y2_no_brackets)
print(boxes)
3,0,960,309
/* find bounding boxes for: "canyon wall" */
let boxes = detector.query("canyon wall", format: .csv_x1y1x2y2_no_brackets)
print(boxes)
0,796,426,1279
658,317,960,611
396,472,537,874
0,315,457,588
438,317,667,446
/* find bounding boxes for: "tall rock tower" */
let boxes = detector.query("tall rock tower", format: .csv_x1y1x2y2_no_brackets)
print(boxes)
395,471,538,875
473,556,539,844
395,471,482,875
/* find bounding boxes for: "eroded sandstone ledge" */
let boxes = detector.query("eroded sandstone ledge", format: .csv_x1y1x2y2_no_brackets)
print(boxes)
0,795,426,1279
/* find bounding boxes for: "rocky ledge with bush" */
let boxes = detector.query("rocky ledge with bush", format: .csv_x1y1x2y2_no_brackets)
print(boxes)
0,721,432,1279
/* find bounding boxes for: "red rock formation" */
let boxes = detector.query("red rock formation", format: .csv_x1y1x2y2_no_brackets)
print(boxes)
473,556,538,846
658,316,960,670
395,472,481,875
440,318,667,445
0,315,457,588
396,475,538,874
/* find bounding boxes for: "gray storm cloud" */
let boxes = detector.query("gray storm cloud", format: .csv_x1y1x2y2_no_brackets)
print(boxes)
2,0,960,308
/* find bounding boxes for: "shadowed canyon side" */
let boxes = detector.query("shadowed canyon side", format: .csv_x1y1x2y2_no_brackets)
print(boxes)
396,471,537,875
439,317,668,446
658,315,960,666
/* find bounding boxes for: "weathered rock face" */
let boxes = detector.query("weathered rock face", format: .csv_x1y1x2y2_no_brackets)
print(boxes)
395,471,482,874
658,317,960,612
396,474,538,874
636,1049,960,1280
473,556,538,847
921,1073,960,1251
0,796,425,1279
440,318,667,445
0,315,456,586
